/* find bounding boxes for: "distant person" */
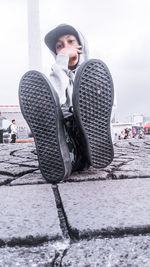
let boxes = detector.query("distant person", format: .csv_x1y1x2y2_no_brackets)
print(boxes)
19,24,115,183
10,120,18,143
132,127,136,138
124,128,129,139
120,130,125,140
128,128,132,138
114,132,118,141
139,127,144,139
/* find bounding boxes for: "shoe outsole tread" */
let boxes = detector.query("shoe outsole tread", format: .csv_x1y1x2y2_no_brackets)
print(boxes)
19,70,70,182
73,59,114,168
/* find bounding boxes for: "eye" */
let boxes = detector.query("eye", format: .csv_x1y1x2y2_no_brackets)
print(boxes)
68,39,74,44
56,43,62,50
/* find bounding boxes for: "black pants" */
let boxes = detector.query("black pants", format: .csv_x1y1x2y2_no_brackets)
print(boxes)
61,104,89,172
0,130,3,143
11,134,16,143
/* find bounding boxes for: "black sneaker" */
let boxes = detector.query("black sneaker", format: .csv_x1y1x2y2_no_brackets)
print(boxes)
19,70,72,183
73,59,114,168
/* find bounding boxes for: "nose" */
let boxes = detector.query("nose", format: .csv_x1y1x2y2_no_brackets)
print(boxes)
63,40,68,48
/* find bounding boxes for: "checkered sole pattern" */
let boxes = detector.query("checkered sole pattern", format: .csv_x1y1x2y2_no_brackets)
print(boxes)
73,59,114,168
19,71,71,183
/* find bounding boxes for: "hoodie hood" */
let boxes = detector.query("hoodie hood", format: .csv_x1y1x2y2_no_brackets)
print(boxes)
44,24,89,67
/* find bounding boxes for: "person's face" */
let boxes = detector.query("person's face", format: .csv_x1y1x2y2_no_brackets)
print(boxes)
55,34,80,67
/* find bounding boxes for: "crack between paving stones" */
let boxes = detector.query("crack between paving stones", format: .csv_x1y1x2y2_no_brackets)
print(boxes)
113,143,130,149
65,174,150,183
51,251,62,267
68,225,150,241
8,181,46,187
0,178,18,186
0,235,62,248
143,147,150,150
59,248,69,267
114,143,141,151
128,142,141,148
64,177,110,183
144,141,150,146
9,148,26,156
52,185,78,241
111,159,134,179
18,163,38,168
112,175,150,180
52,247,69,267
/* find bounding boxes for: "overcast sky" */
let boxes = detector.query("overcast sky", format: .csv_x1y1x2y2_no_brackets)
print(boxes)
0,0,150,122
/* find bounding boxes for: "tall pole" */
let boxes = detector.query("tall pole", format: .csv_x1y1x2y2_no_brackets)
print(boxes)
27,0,42,71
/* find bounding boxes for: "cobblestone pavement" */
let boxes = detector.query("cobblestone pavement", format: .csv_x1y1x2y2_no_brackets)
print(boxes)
0,139,150,266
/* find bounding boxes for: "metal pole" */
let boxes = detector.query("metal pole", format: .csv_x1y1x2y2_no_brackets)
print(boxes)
27,0,42,71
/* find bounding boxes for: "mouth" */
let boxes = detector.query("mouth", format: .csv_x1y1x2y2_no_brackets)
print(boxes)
69,55,79,66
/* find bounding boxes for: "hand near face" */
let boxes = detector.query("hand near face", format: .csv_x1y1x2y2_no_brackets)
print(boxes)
56,35,83,67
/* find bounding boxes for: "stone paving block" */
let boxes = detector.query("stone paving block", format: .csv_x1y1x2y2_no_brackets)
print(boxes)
6,157,38,167
0,156,12,162
59,179,150,237
69,168,109,182
19,160,39,168
0,243,56,267
2,157,25,164
62,235,150,267
0,241,65,267
10,170,46,185
0,162,37,176
0,184,62,244
13,149,38,160
118,159,150,172
0,240,69,267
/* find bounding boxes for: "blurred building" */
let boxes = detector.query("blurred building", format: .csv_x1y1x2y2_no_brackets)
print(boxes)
131,113,150,125
0,105,28,127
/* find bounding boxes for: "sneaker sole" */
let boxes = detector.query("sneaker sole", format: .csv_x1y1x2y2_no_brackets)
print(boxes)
73,59,114,168
19,70,71,182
